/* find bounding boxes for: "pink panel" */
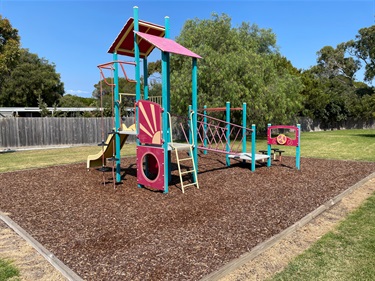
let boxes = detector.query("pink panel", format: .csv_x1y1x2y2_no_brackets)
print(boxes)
267,125,299,147
137,146,165,191
135,31,202,59
137,100,162,145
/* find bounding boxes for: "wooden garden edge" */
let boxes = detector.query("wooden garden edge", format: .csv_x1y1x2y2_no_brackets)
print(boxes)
201,171,375,281
0,212,83,281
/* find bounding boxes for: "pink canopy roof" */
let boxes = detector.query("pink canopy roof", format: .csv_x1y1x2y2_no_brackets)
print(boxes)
135,31,202,59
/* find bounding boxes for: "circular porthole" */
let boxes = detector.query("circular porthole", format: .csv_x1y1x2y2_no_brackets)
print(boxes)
141,152,159,182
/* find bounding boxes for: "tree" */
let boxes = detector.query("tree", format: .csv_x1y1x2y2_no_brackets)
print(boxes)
346,25,375,83
59,94,96,107
301,38,375,129
316,44,360,82
168,13,303,129
0,15,21,95
37,95,50,117
0,48,64,107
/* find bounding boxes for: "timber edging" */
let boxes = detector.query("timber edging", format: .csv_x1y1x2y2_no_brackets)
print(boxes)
0,212,84,281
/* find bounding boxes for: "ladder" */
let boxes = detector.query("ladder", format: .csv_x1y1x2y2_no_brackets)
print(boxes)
168,112,199,193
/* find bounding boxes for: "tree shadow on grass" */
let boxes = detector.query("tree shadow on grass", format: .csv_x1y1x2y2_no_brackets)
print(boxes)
350,134,375,138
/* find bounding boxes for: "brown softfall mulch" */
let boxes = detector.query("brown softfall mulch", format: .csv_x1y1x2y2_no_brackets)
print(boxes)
1,153,375,281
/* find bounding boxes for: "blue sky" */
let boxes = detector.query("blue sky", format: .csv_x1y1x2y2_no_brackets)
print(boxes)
1,0,374,98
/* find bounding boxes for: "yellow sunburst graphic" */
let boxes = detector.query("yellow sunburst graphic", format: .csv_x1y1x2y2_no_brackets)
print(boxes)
138,100,162,145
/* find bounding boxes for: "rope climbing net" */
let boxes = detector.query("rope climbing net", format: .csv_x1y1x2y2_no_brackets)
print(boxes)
175,112,252,155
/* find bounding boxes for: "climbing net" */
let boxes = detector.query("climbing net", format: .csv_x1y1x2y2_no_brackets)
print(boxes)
196,112,252,154
175,112,253,155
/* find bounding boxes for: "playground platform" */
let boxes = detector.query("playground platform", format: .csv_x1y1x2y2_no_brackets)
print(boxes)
228,152,270,162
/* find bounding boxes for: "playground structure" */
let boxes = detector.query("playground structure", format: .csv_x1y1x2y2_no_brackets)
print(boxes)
87,6,298,193
266,124,301,170
87,6,201,193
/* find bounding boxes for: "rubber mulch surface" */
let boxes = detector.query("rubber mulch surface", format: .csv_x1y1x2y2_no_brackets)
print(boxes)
1,153,374,280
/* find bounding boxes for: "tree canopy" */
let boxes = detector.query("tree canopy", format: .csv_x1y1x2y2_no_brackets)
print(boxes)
346,25,375,83
0,16,64,107
300,30,375,129
167,13,303,129
0,15,20,84
0,48,64,107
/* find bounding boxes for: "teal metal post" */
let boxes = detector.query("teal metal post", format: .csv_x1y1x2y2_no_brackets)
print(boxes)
192,58,198,172
267,123,272,167
113,53,122,182
296,124,301,170
165,16,170,38
162,51,169,193
134,6,142,188
242,103,247,153
188,105,192,145
134,6,141,104
165,16,172,183
203,105,207,155
143,58,148,100
251,124,256,171
165,16,170,113
226,101,230,166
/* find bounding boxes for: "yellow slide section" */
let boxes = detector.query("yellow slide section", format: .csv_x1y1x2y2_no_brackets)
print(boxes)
87,124,136,169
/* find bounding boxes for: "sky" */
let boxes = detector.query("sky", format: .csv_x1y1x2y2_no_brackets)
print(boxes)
1,0,374,98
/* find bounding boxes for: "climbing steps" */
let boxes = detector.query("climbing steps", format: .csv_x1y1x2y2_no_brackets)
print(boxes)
173,144,199,193
168,112,199,193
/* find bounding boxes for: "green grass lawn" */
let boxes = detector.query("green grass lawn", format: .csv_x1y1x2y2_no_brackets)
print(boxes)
0,144,136,173
269,193,375,281
0,259,20,281
1,128,375,279
255,129,375,162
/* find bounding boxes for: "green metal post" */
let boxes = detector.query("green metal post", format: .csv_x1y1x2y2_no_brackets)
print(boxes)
267,123,272,167
113,53,121,183
242,103,247,153
134,6,140,104
192,58,198,173
251,124,256,171
188,105,192,145
162,51,169,193
134,6,142,188
143,58,148,100
296,124,301,170
226,101,230,166
165,16,171,183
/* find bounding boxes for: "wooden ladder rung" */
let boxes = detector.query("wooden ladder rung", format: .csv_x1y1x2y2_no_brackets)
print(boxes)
180,170,195,175
179,157,192,161
183,182,198,188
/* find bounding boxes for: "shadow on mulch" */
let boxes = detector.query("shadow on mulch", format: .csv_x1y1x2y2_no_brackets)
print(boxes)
1,153,374,280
